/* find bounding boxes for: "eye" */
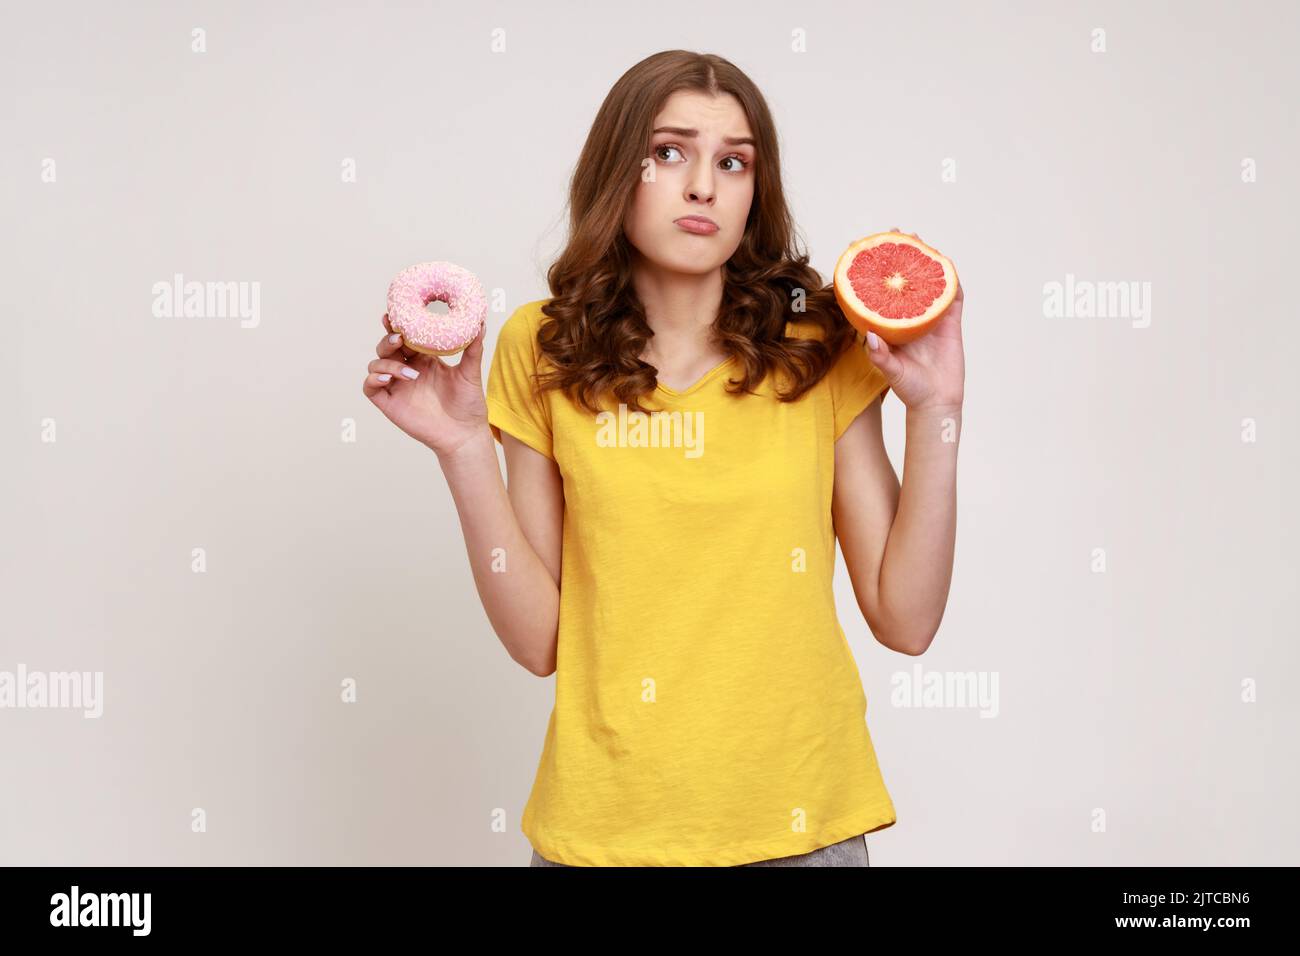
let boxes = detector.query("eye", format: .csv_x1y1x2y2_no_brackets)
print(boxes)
653,144,751,173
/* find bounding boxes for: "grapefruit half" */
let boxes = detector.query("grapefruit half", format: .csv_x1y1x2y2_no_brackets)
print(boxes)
833,232,959,344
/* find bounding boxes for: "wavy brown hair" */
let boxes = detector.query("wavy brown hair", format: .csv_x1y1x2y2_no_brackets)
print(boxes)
533,49,861,415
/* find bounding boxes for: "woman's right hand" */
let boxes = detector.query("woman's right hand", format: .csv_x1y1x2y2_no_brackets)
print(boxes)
362,312,490,456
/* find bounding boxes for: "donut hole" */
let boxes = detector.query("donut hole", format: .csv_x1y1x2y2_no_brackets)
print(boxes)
423,299,451,316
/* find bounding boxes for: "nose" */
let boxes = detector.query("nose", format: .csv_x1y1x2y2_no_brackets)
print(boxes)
685,166,716,205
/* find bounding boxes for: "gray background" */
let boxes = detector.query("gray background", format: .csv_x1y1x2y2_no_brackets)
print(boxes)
2,0,1296,865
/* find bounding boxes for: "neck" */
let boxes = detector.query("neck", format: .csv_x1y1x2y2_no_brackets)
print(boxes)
630,255,724,343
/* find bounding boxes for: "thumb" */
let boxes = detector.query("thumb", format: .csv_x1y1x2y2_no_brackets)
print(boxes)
460,318,488,381
864,329,904,384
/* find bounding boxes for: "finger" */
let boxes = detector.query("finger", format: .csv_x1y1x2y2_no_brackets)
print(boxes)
863,329,904,384
458,320,487,379
368,357,422,380
363,371,394,401
380,315,421,360
944,282,964,322
377,330,406,359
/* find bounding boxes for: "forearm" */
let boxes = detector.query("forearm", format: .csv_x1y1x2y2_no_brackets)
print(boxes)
877,404,961,652
436,428,559,674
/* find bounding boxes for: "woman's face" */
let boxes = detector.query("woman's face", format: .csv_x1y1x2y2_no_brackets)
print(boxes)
624,90,756,276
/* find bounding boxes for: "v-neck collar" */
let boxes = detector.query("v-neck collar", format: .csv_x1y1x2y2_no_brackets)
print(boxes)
654,355,735,398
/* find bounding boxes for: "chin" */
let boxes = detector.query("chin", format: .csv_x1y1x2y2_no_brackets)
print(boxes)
657,244,728,273
632,235,728,275
669,258,726,276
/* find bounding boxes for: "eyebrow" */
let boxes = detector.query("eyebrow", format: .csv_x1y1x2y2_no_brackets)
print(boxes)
652,126,756,147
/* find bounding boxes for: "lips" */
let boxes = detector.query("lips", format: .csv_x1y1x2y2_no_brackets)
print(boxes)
675,215,719,235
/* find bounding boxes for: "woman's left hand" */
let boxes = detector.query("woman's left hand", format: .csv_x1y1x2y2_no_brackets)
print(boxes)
861,229,965,413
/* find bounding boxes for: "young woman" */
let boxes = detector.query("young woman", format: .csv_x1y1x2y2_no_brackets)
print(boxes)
362,50,963,867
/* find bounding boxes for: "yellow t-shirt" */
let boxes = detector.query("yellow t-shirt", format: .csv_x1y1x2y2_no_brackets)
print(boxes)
486,297,897,867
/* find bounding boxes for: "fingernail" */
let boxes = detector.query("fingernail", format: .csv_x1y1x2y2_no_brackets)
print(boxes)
866,331,880,350
388,333,401,344
377,373,392,382
401,367,419,379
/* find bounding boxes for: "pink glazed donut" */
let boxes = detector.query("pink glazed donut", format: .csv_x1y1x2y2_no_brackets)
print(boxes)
386,261,487,356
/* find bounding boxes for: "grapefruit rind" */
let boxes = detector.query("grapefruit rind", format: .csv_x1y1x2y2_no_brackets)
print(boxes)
833,232,959,345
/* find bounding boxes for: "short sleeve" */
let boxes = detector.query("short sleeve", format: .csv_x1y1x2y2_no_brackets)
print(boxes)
486,300,555,461
828,334,891,441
